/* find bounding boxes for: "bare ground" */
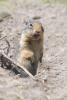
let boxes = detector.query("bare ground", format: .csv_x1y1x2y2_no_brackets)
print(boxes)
0,1,67,100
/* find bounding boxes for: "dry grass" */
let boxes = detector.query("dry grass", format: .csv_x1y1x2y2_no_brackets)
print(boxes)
0,0,67,9
40,0,67,3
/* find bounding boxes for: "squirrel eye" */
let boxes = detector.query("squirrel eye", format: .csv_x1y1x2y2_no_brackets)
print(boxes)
29,23,32,27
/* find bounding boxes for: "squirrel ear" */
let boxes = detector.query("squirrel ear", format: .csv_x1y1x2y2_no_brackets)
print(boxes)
23,19,31,25
41,26,44,32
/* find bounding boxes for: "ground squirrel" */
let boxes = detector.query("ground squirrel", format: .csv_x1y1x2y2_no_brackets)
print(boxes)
18,20,44,77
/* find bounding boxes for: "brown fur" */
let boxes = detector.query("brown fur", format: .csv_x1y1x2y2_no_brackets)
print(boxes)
18,20,44,77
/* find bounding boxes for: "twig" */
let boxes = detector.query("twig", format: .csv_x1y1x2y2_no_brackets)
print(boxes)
32,16,41,20
0,36,7,40
0,52,35,80
5,39,10,55
0,53,44,84
0,36,10,55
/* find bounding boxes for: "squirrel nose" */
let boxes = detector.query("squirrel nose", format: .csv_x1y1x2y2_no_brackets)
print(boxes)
33,30,40,34
36,31,40,34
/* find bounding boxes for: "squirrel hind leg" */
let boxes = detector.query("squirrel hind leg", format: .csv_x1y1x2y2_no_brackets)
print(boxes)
28,62,38,76
19,60,38,77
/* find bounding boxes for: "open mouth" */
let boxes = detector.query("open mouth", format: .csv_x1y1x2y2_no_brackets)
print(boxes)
33,34,40,40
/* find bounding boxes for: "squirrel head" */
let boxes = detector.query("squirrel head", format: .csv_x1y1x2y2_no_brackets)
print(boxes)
22,20,44,40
